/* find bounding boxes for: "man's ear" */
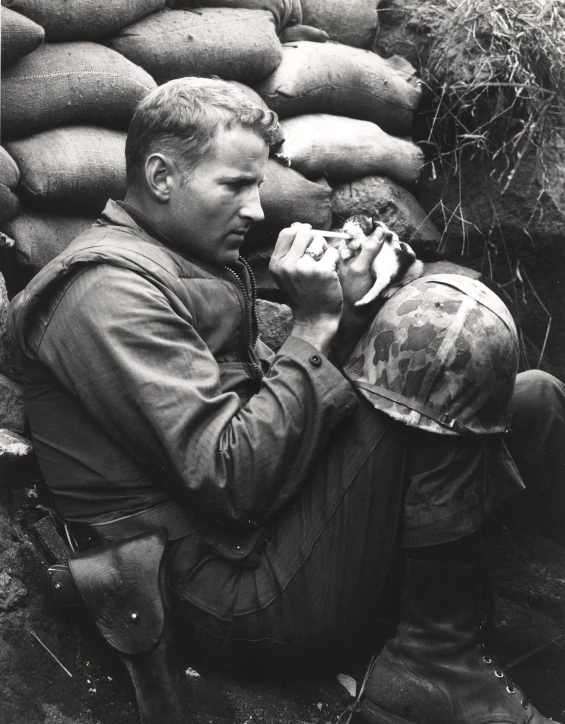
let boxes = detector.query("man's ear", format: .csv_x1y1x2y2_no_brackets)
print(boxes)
144,153,175,202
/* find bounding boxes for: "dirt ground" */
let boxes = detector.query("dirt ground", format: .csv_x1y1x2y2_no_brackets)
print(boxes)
1,458,565,724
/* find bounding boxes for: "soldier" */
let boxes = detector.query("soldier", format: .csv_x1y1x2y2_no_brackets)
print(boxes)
8,78,565,724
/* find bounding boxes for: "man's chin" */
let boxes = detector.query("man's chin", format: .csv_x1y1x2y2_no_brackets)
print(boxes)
219,248,243,265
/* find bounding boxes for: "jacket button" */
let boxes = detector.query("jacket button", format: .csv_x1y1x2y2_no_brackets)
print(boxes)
309,354,322,367
232,542,246,555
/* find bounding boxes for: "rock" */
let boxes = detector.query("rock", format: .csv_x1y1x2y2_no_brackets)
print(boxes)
331,175,441,258
374,0,448,71
0,374,25,433
0,272,12,375
0,428,32,459
0,429,33,482
256,299,293,351
0,570,27,610
0,232,16,251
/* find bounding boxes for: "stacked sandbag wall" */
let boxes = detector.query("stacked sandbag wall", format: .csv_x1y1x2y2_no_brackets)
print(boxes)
0,0,440,439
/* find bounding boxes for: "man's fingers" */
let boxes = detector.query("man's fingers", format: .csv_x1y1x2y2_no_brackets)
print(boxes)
350,226,386,272
317,246,340,273
373,221,398,244
271,223,304,260
286,223,315,260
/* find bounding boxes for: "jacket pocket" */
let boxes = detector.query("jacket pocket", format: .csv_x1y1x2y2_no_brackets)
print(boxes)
201,526,268,569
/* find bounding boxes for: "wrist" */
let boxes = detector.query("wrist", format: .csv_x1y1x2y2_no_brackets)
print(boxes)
291,315,341,357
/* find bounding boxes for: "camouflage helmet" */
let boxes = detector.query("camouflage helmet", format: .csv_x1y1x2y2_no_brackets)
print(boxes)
343,274,519,436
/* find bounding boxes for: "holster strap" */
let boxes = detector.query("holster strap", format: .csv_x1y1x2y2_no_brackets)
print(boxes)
87,500,200,542
69,528,168,656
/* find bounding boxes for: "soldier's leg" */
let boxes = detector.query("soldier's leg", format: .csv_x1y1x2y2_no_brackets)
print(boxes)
505,370,565,543
169,396,407,673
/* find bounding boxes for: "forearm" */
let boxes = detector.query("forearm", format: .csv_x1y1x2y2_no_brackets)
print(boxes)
290,314,340,358
330,306,375,367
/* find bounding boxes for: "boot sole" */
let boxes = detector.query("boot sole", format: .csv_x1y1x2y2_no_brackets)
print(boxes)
361,700,417,724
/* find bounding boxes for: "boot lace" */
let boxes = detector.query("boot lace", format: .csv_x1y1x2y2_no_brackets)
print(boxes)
478,623,530,710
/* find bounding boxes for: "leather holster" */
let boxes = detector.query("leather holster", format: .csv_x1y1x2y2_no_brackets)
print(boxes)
68,528,191,724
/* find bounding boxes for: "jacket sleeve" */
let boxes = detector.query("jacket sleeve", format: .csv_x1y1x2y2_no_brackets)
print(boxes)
36,265,359,528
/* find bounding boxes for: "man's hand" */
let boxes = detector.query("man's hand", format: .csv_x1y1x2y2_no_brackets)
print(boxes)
330,223,391,366
270,223,343,356
337,223,389,313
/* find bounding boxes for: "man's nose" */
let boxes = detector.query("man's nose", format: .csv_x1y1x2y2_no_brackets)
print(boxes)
241,186,264,224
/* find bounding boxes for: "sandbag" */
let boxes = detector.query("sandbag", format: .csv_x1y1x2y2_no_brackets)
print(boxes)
2,0,166,41
0,147,21,225
1,6,44,66
278,24,329,43
300,0,378,48
331,175,441,258
111,7,282,84
256,41,421,135
260,158,332,231
172,0,301,31
280,114,424,186
3,210,94,275
2,42,157,141
5,127,127,214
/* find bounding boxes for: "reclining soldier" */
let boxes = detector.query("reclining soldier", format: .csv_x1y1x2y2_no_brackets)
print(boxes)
8,78,565,724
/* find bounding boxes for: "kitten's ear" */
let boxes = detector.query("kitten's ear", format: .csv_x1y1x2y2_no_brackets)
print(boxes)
369,217,379,233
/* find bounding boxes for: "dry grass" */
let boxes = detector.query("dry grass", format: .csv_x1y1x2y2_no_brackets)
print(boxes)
417,0,564,369
422,0,565,191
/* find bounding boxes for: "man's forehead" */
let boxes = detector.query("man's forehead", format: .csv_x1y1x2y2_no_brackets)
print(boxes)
204,127,269,171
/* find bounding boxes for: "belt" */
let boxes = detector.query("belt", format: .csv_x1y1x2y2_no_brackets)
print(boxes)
79,500,201,544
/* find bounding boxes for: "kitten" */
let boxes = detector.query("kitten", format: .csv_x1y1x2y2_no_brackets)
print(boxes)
339,215,424,307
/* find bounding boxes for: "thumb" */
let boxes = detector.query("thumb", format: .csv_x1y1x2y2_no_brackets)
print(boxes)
351,227,386,273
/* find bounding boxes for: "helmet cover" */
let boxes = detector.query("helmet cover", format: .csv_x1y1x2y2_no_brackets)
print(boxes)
343,274,519,436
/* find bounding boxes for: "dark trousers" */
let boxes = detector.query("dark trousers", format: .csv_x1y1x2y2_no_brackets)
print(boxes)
169,371,565,671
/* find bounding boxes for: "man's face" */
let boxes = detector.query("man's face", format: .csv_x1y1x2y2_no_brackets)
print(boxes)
168,126,269,265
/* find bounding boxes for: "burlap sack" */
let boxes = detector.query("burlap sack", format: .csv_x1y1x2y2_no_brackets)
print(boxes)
300,0,378,48
3,210,94,275
173,0,301,31
258,159,332,231
2,42,157,141
280,114,424,186
111,7,282,84
0,147,21,225
256,41,421,135
2,0,166,41
1,6,44,66
331,175,441,258
278,24,329,43
5,127,126,214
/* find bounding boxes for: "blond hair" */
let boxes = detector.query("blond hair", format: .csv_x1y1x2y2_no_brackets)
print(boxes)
125,77,282,185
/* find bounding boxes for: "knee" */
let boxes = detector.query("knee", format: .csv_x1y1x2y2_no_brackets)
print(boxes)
509,370,565,461
514,370,565,417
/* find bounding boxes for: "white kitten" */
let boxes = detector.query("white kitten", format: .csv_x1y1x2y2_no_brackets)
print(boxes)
340,215,424,306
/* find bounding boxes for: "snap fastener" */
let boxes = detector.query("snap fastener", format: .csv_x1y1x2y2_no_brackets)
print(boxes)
54,582,62,590
130,612,140,621
309,354,322,367
232,543,246,556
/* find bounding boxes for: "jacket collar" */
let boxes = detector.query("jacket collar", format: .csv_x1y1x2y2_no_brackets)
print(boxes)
99,199,224,276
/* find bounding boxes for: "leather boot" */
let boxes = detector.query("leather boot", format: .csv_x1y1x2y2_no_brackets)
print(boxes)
361,558,561,724
69,529,192,724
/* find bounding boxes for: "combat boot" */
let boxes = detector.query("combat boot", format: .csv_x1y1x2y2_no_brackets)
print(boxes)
361,558,561,724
